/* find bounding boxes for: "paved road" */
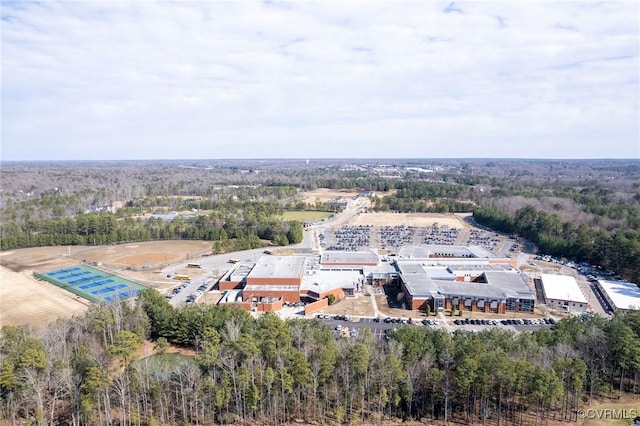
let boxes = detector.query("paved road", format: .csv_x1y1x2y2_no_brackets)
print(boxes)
314,315,556,342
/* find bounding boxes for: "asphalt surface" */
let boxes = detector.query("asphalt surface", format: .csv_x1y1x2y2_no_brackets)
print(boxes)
316,315,557,341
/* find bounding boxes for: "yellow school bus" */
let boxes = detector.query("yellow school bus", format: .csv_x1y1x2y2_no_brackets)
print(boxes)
174,274,191,281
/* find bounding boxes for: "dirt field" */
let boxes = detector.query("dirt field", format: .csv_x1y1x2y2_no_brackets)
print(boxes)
299,188,396,204
319,293,376,317
74,241,212,268
347,212,469,228
0,266,90,328
298,189,361,204
0,241,213,328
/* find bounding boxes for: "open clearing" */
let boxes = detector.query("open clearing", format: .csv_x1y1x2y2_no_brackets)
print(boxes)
298,188,361,203
299,188,396,204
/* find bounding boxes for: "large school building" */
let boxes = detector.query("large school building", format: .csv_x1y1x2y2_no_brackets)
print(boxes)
216,245,536,314
395,245,535,313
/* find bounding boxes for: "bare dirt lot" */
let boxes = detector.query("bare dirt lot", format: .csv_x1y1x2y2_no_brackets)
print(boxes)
299,188,396,204
347,212,469,228
0,266,90,328
0,241,213,328
299,188,360,204
318,293,376,317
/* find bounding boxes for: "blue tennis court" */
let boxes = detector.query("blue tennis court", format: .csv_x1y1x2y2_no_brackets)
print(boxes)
36,265,147,303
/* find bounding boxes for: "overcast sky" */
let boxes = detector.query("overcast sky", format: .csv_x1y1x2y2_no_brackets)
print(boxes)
2,1,639,161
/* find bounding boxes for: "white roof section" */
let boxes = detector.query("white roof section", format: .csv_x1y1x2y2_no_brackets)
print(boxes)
363,262,397,277
320,251,379,265
598,280,640,311
248,256,305,279
397,245,496,259
229,262,255,282
300,270,363,294
541,274,588,304
244,284,300,292
447,264,515,273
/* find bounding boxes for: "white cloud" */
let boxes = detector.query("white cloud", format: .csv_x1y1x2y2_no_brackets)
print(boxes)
1,1,638,160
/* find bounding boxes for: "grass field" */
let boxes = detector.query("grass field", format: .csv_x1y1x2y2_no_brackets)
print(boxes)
281,210,334,221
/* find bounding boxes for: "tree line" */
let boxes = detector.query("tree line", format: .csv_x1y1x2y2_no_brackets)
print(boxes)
0,200,303,252
372,181,476,213
1,291,638,425
474,205,640,283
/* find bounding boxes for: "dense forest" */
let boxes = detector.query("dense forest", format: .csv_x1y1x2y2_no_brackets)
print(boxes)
473,205,640,283
1,291,639,425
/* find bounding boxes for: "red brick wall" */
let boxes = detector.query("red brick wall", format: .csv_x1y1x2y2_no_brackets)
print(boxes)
246,277,302,286
409,297,429,311
318,287,346,302
256,299,283,312
219,280,243,291
305,298,329,315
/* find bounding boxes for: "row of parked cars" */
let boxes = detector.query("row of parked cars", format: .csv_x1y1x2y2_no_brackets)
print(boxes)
315,314,353,321
165,281,191,299
452,317,556,326
186,283,211,303
334,324,359,338
383,317,412,324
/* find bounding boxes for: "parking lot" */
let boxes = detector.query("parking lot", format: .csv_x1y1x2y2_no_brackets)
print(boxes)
165,277,215,306
314,313,557,341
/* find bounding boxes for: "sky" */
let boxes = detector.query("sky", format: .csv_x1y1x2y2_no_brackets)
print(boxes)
1,1,639,161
